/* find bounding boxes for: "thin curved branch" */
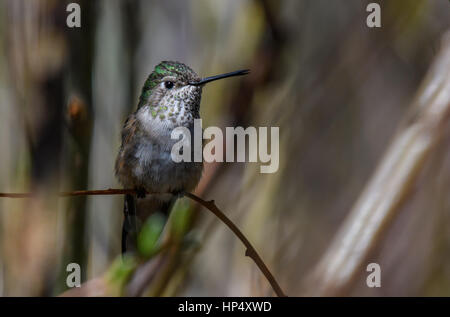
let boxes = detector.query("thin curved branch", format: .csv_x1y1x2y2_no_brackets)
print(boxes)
0,188,287,297
184,193,286,297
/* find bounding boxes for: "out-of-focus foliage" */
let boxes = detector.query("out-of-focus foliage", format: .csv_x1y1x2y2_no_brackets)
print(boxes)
106,255,138,296
138,213,165,257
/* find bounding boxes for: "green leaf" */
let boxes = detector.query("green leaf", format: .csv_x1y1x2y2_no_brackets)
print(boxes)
170,199,192,238
137,212,166,257
106,254,137,286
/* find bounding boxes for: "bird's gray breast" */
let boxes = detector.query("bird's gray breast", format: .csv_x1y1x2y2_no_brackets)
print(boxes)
131,123,202,194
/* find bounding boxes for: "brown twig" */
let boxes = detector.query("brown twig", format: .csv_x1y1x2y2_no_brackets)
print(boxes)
0,189,138,198
183,193,286,297
0,188,287,297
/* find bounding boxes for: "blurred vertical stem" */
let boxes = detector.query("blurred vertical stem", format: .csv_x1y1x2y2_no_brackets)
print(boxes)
59,0,96,291
123,0,140,112
306,32,450,296
3,0,68,295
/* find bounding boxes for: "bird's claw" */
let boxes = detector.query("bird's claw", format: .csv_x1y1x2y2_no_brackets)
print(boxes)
172,190,185,198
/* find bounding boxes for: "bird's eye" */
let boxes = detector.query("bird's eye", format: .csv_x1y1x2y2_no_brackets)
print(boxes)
164,81,174,89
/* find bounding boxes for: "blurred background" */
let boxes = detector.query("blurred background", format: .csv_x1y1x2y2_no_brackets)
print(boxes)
0,0,449,296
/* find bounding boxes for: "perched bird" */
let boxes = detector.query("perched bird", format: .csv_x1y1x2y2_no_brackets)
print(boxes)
115,61,249,253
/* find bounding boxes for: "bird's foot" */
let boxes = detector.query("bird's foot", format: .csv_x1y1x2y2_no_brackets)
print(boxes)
135,187,147,199
171,189,185,198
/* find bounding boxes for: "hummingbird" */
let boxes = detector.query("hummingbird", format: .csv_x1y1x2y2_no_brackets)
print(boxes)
115,61,249,253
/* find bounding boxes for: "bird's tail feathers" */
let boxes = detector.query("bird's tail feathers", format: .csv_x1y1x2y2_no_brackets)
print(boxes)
122,194,177,254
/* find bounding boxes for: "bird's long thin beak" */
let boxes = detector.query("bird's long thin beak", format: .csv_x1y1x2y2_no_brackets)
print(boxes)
189,69,250,86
